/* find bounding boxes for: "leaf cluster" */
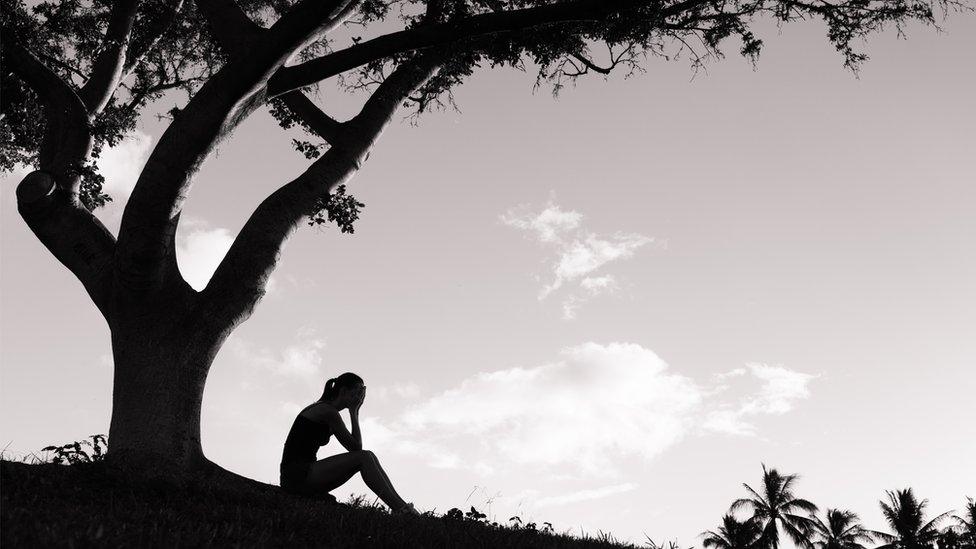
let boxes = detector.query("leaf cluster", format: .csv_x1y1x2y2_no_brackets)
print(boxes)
306,184,366,234
3,0,967,222
1,0,222,208
40,434,108,465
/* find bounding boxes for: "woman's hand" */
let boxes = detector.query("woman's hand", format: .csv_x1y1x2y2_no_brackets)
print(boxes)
351,386,366,412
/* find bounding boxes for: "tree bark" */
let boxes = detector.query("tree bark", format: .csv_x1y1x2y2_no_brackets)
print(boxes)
104,283,228,478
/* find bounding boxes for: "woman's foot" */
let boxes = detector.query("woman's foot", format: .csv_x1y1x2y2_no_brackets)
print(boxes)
395,502,420,516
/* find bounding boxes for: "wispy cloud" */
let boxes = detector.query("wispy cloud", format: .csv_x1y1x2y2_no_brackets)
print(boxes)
703,363,817,436
533,482,640,507
501,199,661,319
499,203,582,243
202,327,330,483
226,328,326,382
365,343,816,478
372,382,423,401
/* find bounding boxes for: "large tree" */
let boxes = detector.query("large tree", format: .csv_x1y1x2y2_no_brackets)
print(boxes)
0,0,964,481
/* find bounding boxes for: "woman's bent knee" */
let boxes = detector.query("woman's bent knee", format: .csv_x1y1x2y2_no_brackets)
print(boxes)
352,449,378,466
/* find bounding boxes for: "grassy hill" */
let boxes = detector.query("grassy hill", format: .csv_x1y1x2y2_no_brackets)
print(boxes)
0,460,640,548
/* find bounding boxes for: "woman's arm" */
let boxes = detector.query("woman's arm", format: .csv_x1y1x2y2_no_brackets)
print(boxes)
349,408,361,449
321,408,362,452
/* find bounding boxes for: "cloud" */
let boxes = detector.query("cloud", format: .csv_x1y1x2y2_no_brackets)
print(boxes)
580,275,618,293
372,382,423,401
500,203,582,243
501,199,660,319
96,130,154,199
714,367,747,381
226,330,326,381
367,343,816,478
741,363,815,415
203,328,330,484
545,233,653,297
703,363,817,436
533,482,640,507
358,415,469,471
384,342,703,477
175,218,237,291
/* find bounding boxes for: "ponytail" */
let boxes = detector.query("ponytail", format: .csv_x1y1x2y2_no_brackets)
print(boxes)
319,372,363,402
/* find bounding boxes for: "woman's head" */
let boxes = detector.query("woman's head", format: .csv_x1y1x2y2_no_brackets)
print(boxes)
319,372,365,409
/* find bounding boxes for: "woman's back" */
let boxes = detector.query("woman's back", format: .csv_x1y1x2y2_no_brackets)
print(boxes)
281,407,332,464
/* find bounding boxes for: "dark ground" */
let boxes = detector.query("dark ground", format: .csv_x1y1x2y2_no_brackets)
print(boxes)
0,460,641,548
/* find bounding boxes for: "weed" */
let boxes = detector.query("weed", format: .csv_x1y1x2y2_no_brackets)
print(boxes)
41,434,107,465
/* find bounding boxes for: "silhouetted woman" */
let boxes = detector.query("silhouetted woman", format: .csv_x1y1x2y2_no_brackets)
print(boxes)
280,372,418,514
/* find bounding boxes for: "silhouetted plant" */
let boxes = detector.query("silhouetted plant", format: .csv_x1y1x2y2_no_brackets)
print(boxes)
41,434,107,465
730,464,818,549
702,514,763,549
507,515,553,534
951,498,976,549
809,509,875,549
465,506,488,523
872,489,952,549
646,539,693,549
939,529,964,549
443,507,464,521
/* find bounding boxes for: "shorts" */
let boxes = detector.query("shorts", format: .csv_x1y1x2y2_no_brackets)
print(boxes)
280,461,313,494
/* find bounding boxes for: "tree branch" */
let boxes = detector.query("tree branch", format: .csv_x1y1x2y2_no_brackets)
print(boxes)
1,34,92,187
2,33,117,316
201,54,444,329
16,172,117,319
265,0,705,96
78,0,141,113
277,91,348,144
114,0,361,291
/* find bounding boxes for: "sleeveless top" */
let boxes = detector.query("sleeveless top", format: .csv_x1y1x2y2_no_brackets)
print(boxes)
281,414,331,464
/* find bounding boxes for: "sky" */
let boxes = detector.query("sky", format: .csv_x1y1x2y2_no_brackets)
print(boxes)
2,12,975,547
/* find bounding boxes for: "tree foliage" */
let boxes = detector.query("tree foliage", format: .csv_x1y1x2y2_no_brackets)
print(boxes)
730,464,819,549
704,514,763,549
873,489,953,549
2,0,965,219
810,509,875,549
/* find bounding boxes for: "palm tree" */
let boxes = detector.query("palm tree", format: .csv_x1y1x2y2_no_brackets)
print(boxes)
730,464,819,549
703,514,763,549
872,488,952,549
809,509,875,549
951,497,975,548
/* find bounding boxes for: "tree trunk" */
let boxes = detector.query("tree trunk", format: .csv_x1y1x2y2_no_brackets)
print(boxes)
104,282,231,481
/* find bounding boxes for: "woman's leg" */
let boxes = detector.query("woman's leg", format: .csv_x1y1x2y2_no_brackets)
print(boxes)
362,451,409,509
305,450,408,510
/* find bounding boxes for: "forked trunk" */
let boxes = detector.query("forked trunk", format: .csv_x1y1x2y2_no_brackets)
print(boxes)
104,287,231,481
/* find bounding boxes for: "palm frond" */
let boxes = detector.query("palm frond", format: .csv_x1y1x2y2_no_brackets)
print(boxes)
744,484,771,510
732,498,759,512
786,498,820,514
869,530,899,543
920,510,952,533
